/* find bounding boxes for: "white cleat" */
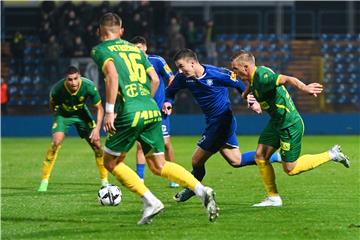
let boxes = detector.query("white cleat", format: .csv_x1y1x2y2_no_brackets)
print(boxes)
137,199,164,225
329,145,350,168
202,187,219,222
253,196,283,207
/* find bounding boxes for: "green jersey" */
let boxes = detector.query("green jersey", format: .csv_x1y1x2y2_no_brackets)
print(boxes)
50,77,101,117
250,66,301,128
91,38,158,114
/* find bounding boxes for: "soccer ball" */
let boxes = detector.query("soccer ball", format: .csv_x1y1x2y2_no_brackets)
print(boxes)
98,184,122,206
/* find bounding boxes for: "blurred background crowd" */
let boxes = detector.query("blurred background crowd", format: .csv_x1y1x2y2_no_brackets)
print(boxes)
1,1,359,115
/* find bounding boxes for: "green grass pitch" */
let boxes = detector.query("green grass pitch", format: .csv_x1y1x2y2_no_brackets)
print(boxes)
1,135,359,239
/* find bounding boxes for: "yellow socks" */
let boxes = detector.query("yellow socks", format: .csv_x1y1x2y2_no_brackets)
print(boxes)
288,152,330,176
41,144,62,181
94,148,108,182
160,162,199,191
255,159,278,196
112,162,148,196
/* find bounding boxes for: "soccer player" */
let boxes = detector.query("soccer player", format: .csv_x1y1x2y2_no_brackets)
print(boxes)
91,12,218,225
37,66,108,192
163,49,281,202
230,50,350,207
130,36,179,188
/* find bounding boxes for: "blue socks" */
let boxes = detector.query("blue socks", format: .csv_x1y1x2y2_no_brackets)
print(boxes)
269,152,282,163
239,151,281,167
136,163,145,180
239,151,257,166
190,151,281,182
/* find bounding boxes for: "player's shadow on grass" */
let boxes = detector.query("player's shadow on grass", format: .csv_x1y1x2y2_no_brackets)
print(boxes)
2,217,153,239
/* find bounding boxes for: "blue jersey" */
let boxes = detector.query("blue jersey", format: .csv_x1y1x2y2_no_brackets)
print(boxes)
165,64,246,122
148,54,174,109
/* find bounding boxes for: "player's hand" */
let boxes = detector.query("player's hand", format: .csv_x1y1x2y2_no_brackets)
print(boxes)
89,129,100,143
162,102,173,115
247,94,262,114
304,83,323,97
104,112,116,134
247,94,257,106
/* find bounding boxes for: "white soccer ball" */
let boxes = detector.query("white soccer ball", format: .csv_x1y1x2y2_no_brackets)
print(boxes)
98,184,122,206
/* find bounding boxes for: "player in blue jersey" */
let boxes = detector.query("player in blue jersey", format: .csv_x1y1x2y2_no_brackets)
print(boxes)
163,49,281,202
130,36,179,188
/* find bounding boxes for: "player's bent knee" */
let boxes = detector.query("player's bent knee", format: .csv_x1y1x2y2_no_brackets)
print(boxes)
145,153,165,176
228,160,241,168
255,152,265,160
282,164,295,176
149,166,162,176
103,155,118,172
52,140,62,147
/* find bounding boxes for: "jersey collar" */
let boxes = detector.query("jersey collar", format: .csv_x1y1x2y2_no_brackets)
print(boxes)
195,65,207,80
250,66,257,86
64,78,82,96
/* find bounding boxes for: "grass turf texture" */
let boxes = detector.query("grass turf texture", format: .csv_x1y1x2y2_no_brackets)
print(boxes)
2,136,359,239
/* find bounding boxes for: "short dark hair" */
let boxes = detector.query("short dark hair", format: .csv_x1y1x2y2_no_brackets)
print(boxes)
65,66,79,75
99,12,122,28
130,36,147,45
173,49,198,62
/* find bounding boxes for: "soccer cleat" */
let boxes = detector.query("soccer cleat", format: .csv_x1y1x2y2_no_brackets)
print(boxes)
202,187,219,222
137,199,164,225
329,145,350,168
169,181,180,188
252,196,283,207
173,188,195,202
37,180,48,192
101,180,109,187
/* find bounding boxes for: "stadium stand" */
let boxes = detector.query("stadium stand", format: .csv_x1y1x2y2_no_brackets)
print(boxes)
1,1,359,114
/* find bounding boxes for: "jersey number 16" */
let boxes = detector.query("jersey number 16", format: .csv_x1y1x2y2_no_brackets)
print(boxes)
119,53,147,84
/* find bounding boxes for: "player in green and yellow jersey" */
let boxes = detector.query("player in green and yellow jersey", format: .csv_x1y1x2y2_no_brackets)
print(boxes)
231,50,350,207
91,12,218,225
37,66,108,192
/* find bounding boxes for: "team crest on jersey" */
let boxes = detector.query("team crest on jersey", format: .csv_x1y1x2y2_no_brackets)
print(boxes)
264,74,268,79
206,79,213,86
79,96,85,102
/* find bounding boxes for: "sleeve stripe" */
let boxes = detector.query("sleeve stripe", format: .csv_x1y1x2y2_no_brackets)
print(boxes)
102,58,113,73
146,66,155,73
93,100,102,106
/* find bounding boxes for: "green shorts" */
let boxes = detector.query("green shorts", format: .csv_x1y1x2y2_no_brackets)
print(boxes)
52,113,95,138
258,118,304,162
104,110,164,156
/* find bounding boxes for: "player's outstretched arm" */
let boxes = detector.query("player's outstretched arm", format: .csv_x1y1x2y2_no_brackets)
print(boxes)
103,60,118,133
278,75,323,97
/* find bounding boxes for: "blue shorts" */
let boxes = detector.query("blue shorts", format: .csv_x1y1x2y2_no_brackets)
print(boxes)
162,113,171,137
197,110,239,153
